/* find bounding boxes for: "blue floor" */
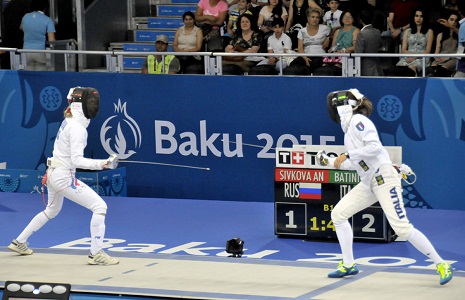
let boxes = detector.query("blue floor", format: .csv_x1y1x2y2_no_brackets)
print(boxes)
1,192,464,299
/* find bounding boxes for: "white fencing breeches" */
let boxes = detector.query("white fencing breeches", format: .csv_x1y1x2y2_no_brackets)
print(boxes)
331,164,414,239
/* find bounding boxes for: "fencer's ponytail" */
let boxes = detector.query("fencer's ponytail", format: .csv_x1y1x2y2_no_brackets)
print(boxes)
354,97,373,117
64,106,72,118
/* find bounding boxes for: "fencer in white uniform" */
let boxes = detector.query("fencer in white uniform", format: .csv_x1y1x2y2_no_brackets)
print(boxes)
8,87,120,265
317,89,452,285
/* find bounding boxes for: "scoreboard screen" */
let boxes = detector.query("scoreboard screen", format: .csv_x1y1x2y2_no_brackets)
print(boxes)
274,168,394,242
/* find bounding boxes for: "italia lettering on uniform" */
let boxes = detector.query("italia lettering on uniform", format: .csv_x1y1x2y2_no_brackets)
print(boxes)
390,187,405,219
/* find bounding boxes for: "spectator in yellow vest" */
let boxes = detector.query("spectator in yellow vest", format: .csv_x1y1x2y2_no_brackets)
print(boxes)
142,35,181,74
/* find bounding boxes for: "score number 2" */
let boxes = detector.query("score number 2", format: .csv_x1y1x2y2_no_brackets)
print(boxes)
361,213,376,232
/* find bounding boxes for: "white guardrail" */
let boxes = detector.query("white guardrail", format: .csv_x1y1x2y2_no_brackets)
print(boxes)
1,42,464,77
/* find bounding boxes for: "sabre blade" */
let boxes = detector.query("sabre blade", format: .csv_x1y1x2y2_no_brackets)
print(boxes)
120,160,210,171
221,139,275,150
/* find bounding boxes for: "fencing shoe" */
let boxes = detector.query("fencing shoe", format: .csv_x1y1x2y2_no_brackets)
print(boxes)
8,239,33,255
87,250,120,265
436,262,453,285
328,260,359,278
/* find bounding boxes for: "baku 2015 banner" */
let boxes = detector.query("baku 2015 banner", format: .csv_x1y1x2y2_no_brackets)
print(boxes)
0,70,464,210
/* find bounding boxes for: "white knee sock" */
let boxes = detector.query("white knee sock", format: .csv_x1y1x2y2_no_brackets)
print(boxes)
335,220,354,266
407,228,443,264
90,213,106,255
17,212,50,243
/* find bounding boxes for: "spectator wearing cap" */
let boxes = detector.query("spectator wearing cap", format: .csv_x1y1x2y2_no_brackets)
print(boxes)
142,34,180,74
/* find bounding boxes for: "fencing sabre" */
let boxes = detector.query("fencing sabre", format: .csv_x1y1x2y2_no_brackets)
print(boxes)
119,160,210,171
221,139,275,150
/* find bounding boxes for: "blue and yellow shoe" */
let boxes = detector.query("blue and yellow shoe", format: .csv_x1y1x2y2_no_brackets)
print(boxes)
328,260,359,278
436,262,453,285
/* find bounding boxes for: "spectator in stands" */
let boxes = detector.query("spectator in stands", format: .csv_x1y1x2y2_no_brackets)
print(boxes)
223,13,263,73
227,0,254,37
20,0,55,71
257,0,288,35
286,0,321,31
385,0,419,52
360,0,387,33
322,0,342,30
195,0,229,51
321,0,342,53
354,9,383,76
328,10,359,55
285,0,321,49
396,8,433,76
141,35,180,74
173,11,204,73
288,7,330,74
256,18,292,70
426,9,459,77
315,9,359,75
454,2,465,78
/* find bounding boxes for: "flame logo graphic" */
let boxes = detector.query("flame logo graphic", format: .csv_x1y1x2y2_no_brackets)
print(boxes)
100,99,142,159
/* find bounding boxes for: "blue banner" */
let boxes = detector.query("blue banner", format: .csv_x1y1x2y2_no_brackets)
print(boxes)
0,70,464,210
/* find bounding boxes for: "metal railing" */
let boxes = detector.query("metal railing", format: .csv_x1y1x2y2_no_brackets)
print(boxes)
47,39,78,72
3,40,78,72
1,45,464,77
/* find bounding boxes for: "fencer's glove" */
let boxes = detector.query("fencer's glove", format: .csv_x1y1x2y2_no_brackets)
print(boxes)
399,163,416,185
103,154,119,170
316,150,330,167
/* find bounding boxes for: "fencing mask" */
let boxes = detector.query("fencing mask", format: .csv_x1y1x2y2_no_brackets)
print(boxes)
326,89,364,123
68,87,100,119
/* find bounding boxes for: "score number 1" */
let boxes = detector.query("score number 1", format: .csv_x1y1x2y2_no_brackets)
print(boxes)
285,210,298,229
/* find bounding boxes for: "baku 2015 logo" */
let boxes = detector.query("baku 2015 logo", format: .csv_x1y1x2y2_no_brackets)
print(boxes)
100,99,142,159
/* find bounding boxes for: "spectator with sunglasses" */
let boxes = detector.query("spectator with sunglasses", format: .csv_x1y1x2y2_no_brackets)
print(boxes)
323,0,342,30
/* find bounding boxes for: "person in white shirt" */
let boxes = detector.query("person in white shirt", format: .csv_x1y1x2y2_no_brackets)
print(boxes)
8,87,120,266
257,18,292,70
322,0,342,30
317,88,453,285
289,7,330,74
